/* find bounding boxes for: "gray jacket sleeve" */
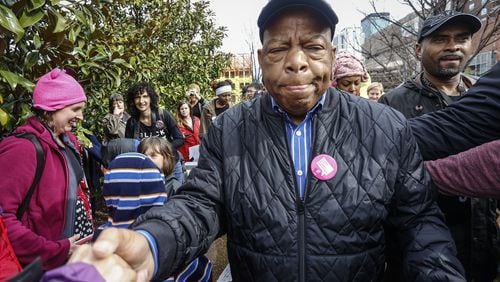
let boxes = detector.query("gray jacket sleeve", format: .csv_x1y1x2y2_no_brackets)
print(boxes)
103,113,126,142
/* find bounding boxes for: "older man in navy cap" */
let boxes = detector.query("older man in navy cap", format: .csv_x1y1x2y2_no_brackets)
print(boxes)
70,1,464,281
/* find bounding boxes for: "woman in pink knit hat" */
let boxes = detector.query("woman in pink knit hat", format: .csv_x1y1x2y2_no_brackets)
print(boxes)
0,68,94,272
331,50,369,96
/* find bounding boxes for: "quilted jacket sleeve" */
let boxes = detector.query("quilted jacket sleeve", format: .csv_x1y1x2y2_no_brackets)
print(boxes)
386,121,465,281
409,62,500,160
131,120,223,281
425,139,500,199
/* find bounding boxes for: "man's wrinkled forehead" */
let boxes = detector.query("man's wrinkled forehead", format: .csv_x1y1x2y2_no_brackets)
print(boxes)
261,8,333,42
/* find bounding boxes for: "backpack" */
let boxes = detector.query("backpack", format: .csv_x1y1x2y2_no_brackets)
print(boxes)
0,209,22,280
13,133,45,220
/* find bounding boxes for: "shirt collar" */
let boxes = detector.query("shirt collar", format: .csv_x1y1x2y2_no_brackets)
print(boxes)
270,92,326,117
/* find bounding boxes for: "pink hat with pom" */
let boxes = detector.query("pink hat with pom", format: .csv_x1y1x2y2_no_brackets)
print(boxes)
33,68,87,111
331,51,369,87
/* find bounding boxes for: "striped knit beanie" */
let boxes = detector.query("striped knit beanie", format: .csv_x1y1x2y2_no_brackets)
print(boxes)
103,152,166,228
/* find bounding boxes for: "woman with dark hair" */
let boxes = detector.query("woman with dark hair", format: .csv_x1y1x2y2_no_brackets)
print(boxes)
200,79,233,138
0,68,93,270
124,82,185,182
175,101,200,162
102,93,130,144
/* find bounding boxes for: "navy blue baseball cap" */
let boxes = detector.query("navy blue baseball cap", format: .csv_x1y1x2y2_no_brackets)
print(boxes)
417,11,482,42
257,0,339,43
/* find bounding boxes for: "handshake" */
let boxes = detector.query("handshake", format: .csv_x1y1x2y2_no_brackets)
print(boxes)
69,228,155,282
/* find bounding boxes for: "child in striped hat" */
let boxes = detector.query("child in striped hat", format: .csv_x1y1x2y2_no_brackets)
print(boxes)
100,152,212,282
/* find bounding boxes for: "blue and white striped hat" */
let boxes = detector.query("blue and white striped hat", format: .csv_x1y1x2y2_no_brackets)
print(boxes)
103,152,166,228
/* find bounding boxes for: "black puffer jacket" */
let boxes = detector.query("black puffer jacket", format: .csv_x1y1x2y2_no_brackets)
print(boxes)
132,88,464,281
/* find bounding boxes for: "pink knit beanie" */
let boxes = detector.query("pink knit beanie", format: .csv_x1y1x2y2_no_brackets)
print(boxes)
33,68,87,111
331,51,369,87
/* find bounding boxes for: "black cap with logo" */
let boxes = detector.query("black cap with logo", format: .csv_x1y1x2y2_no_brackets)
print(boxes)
417,11,482,42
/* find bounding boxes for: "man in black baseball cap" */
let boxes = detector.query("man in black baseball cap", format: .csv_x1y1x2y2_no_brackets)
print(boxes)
380,11,496,281
381,9,482,116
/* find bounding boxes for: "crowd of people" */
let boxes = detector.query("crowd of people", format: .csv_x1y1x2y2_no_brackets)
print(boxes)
0,0,498,281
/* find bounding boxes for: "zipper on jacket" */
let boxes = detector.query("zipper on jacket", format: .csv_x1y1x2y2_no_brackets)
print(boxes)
281,112,316,282
296,114,320,282
297,198,306,282
283,124,307,282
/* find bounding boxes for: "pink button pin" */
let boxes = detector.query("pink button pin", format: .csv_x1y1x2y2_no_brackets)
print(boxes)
311,154,338,181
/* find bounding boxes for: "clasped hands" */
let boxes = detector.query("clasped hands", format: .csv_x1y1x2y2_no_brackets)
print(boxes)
69,228,155,282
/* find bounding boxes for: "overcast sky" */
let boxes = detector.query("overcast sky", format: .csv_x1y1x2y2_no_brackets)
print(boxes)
208,0,412,53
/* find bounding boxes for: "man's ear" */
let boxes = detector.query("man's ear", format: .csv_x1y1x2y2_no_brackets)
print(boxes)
415,43,422,60
330,45,337,81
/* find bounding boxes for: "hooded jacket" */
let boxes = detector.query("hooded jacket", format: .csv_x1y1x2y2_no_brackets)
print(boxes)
133,89,464,282
0,117,79,270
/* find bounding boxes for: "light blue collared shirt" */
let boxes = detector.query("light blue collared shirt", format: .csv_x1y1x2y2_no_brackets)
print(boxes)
271,94,326,199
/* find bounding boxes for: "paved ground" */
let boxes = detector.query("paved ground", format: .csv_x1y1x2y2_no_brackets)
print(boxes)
206,235,229,280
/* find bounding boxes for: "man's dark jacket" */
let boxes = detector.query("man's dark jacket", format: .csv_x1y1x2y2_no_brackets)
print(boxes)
132,88,464,281
378,73,474,119
379,72,498,281
409,62,500,160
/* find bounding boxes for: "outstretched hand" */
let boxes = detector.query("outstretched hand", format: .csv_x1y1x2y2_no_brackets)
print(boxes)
69,228,155,282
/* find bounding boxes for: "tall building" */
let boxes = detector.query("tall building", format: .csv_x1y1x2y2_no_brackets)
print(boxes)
361,13,391,40
333,26,362,58
361,12,420,90
464,0,499,75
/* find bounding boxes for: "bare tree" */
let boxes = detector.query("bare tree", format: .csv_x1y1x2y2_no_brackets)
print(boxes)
355,0,499,89
244,26,262,83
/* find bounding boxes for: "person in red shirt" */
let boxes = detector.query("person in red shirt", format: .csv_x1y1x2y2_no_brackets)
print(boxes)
175,101,200,162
